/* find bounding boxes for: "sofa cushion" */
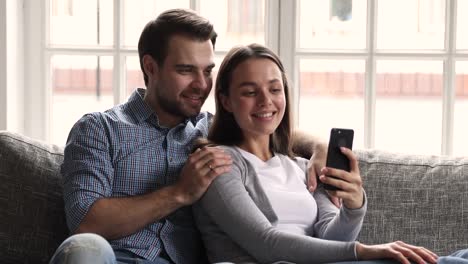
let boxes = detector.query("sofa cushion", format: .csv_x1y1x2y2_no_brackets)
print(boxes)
356,149,468,256
0,131,68,264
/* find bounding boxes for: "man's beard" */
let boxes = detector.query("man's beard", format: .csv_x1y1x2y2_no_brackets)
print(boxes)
157,93,204,120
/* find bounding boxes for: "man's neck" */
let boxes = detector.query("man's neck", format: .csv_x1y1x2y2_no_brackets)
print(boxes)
144,96,183,128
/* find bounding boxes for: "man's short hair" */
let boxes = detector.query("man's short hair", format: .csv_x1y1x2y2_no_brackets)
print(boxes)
138,9,217,85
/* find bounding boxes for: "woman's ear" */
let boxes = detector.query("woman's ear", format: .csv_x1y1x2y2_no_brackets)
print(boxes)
219,93,233,113
142,54,158,80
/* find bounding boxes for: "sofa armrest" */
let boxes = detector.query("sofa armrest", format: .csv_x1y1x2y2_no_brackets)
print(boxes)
0,131,68,263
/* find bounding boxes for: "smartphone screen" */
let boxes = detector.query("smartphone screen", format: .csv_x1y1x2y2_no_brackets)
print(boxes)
323,128,354,191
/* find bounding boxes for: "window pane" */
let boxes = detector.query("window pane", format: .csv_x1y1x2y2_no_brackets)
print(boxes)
200,56,225,114
298,59,365,148
375,60,443,155
457,0,468,49
51,55,114,146
126,56,145,98
49,0,113,46
123,0,190,47
299,0,367,49
377,0,445,50
454,62,468,157
199,0,265,51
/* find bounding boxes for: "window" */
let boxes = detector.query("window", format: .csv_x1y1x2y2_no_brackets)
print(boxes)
295,0,467,156
16,0,467,156
41,0,265,146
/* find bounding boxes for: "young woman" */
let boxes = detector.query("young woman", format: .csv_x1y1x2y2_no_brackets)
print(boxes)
192,44,457,264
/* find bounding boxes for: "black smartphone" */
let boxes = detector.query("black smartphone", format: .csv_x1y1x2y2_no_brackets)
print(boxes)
323,128,354,191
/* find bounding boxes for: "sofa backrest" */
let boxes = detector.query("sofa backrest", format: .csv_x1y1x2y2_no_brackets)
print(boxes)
0,131,68,264
1,130,467,262
356,149,468,256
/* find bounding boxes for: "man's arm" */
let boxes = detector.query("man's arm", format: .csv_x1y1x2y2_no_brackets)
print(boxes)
292,131,327,160
292,131,327,191
63,114,231,240
75,146,232,240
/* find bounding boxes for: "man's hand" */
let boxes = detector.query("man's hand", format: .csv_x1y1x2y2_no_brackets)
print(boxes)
307,142,341,207
174,146,232,205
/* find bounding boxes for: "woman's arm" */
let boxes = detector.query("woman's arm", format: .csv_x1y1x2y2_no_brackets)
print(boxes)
195,148,358,264
313,186,366,241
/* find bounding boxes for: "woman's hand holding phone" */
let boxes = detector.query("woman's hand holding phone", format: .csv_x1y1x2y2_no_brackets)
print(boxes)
319,147,364,209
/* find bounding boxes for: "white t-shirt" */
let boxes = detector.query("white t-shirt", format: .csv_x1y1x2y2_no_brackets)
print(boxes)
237,148,317,235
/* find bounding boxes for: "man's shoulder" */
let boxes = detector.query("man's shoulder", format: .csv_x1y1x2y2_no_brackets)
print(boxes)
77,104,129,125
69,104,128,137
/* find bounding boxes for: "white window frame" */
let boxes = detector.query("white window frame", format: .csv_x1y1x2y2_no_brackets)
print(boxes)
278,0,468,156
21,0,279,143
1,0,24,134
5,0,465,155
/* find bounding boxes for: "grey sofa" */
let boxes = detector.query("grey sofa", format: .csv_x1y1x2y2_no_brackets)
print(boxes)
1,130,467,263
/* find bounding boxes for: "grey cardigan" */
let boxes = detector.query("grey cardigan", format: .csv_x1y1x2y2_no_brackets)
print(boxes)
193,146,367,264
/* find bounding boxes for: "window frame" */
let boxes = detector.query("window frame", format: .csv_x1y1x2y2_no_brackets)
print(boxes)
13,0,468,155
282,0,468,155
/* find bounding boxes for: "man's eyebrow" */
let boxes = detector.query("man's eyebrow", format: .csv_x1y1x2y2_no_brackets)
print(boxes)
174,63,216,70
175,64,194,69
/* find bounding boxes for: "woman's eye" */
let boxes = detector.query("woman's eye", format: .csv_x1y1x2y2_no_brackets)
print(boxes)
271,88,282,93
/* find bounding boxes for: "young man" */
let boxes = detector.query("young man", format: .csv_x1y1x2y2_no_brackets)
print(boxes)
50,9,327,264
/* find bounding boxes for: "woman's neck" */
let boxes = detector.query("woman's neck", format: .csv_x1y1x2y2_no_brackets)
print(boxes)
238,135,272,161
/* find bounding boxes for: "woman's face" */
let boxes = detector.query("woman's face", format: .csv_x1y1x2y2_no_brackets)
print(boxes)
221,58,286,141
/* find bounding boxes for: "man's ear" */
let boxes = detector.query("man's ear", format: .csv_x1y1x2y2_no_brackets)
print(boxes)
219,93,233,112
142,54,158,80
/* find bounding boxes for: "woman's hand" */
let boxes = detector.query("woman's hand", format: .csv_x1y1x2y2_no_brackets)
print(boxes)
356,241,439,264
307,143,341,207
319,147,363,209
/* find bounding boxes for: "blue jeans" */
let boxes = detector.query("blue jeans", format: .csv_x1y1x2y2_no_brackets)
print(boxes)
438,249,468,264
49,233,172,264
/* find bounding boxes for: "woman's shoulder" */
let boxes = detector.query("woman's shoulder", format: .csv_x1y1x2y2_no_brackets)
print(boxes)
217,145,244,160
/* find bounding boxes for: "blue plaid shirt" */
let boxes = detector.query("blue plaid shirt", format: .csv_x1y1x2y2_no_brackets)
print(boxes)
62,88,211,263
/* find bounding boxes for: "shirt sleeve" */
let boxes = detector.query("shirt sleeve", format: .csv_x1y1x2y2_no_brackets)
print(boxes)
196,149,358,264
61,113,114,233
313,186,367,241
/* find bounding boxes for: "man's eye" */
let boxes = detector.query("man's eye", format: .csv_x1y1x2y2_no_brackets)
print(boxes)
178,68,192,74
243,91,256,96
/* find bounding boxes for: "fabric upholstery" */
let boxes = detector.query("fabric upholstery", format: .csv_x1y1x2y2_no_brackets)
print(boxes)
0,130,467,262
0,131,67,264
356,149,468,256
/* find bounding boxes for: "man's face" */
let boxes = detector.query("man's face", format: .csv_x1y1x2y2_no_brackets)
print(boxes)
145,34,215,127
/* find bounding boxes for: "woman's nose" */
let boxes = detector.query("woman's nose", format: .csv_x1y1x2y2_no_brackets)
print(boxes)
257,92,272,107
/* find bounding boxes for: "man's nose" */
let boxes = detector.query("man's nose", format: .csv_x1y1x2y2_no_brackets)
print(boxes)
193,71,209,90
